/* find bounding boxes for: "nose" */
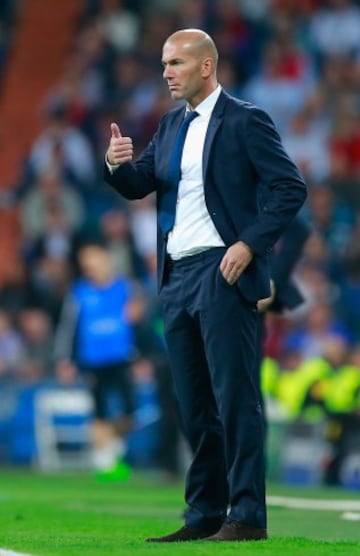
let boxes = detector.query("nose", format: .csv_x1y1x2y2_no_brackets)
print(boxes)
163,64,171,80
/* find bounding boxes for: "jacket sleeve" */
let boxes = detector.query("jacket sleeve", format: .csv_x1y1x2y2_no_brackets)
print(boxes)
238,107,307,256
103,131,158,200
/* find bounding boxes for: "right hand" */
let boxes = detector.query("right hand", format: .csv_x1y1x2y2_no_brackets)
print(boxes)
106,122,133,166
257,280,276,313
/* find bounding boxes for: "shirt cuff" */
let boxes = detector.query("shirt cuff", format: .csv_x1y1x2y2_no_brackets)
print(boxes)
105,155,120,174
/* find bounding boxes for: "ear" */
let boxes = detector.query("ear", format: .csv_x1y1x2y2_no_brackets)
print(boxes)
201,57,214,78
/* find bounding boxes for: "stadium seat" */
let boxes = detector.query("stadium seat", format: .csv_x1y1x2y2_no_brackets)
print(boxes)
34,388,94,471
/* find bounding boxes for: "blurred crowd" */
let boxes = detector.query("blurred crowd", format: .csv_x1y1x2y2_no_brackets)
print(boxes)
0,0,360,485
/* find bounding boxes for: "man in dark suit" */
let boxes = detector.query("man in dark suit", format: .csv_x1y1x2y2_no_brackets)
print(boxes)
104,29,307,542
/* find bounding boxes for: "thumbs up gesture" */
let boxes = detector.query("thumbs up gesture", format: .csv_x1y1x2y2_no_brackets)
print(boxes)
106,123,134,166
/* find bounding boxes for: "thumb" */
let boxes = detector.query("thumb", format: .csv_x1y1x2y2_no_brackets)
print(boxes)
111,122,122,139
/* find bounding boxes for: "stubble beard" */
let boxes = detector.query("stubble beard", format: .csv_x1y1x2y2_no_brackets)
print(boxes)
169,89,184,101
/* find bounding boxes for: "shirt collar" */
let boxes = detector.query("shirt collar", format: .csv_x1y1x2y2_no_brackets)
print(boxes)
186,85,222,118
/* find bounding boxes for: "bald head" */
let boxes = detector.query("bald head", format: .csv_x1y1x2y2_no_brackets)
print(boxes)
164,29,218,73
162,28,219,108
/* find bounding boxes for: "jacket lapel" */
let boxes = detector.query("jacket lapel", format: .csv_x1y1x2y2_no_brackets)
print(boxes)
202,90,228,181
163,107,186,182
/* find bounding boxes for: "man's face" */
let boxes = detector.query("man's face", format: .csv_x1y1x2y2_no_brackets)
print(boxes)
162,39,205,105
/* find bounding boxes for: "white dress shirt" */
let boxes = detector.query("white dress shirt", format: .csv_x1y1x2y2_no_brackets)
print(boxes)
167,85,225,259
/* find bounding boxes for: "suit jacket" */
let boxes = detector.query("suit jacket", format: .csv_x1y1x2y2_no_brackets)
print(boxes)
104,90,307,303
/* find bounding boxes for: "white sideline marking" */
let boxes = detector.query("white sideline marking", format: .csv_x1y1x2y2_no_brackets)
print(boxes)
268,495,360,511
69,496,360,516
0,550,34,556
341,512,360,521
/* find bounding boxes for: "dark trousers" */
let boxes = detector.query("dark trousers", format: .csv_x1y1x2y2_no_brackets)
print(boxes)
159,248,266,531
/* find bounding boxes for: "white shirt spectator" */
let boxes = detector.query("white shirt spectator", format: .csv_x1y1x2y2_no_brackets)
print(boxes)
99,1,139,53
309,2,360,57
282,115,331,183
243,75,315,134
30,118,96,185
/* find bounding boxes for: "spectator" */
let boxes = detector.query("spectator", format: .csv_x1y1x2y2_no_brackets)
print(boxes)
99,0,140,54
0,310,25,381
283,300,352,360
46,51,106,129
28,103,97,187
18,308,54,379
19,166,85,247
309,0,360,62
29,256,72,326
0,260,34,323
242,37,315,132
305,184,356,259
282,106,330,182
99,208,145,278
176,0,210,31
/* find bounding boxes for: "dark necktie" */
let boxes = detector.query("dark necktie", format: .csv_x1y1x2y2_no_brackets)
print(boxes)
160,110,199,234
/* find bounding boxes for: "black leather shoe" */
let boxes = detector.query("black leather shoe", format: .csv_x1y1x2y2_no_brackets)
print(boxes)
206,521,268,541
146,525,219,543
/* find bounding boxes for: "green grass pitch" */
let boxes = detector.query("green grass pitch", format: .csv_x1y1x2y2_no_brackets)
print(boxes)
0,470,359,555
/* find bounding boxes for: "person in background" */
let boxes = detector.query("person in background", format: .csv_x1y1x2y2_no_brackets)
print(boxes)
0,309,25,381
54,240,144,479
18,308,54,381
104,28,306,542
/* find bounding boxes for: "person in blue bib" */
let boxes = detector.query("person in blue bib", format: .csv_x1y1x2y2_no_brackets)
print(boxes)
55,240,144,476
